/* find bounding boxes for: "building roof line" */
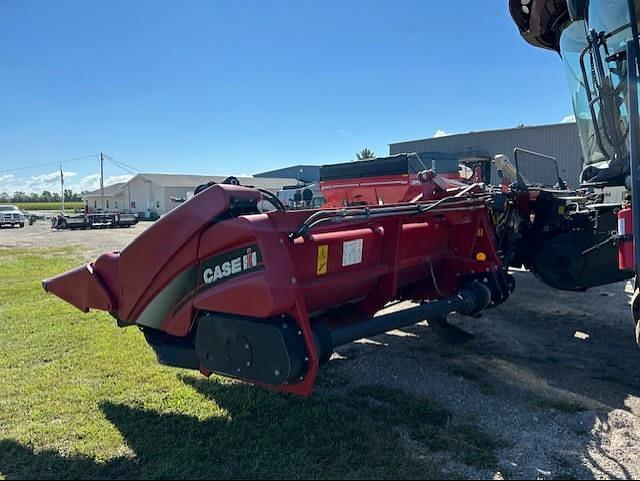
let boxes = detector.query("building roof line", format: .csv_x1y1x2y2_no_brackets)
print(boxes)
388,121,577,146
82,182,128,198
82,172,298,197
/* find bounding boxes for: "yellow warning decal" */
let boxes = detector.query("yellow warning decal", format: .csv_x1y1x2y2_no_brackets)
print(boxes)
317,245,329,275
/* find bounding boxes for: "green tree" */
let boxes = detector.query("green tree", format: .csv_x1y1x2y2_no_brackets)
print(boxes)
356,148,376,160
6,189,83,203
12,192,27,202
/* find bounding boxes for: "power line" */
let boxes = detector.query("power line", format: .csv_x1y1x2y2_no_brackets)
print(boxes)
106,158,137,176
103,154,142,176
0,154,98,175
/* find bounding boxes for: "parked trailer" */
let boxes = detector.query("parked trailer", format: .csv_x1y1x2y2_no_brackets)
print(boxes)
51,212,139,230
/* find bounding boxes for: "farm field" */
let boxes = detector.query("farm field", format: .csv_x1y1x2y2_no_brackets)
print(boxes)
14,202,85,211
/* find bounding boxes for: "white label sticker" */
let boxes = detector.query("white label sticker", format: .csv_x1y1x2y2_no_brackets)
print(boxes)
342,239,363,267
619,217,626,235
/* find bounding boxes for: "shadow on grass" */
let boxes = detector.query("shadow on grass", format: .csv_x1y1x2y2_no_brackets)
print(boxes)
0,379,506,480
0,440,130,480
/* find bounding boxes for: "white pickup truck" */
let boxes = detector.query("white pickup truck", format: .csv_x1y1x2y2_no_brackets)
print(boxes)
0,205,26,228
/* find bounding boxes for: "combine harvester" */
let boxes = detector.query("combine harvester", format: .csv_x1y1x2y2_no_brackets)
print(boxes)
44,0,640,396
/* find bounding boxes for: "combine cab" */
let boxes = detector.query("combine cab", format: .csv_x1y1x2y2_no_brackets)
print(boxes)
511,0,640,341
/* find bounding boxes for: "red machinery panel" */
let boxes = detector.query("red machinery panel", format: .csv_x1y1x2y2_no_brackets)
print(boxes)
44,183,510,397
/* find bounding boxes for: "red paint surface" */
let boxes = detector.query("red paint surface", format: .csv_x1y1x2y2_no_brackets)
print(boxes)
45,183,502,397
619,206,634,271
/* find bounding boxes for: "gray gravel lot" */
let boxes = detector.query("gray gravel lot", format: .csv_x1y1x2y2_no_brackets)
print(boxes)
2,218,639,479
0,215,151,259
339,275,640,479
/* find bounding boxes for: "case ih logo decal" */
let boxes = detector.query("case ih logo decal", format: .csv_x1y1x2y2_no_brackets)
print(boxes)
200,245,264,287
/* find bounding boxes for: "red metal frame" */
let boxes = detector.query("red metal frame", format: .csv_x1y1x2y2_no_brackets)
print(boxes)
320,171,465,208
44,183,503,397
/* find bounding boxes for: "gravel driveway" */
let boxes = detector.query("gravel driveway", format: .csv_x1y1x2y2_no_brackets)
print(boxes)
0,215,151,260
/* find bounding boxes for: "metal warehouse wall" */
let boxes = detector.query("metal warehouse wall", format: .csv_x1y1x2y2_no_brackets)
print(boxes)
389,123,583,188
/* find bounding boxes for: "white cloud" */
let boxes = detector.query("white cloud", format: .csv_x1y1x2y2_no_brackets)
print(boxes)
433,129,453,138
0,170,116,195
70,174,101,193
68,174,134,193
102,175,134,190
23,170,78,192
0,175,17,194
105,174,134,185
561,115,576,123
0,181,24,194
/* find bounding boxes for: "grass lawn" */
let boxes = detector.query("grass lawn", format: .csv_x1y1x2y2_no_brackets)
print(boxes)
0,248,506,480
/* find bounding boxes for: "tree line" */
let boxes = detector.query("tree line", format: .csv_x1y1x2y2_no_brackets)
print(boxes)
0,190,86,203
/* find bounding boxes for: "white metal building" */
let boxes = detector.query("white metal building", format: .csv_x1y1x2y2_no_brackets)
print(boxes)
82,173,296,217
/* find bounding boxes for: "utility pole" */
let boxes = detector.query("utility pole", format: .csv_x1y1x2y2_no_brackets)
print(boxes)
60,163,65,213
100,152,105,211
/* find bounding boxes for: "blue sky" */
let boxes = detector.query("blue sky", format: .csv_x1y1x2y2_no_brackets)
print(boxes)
0,0,574,194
